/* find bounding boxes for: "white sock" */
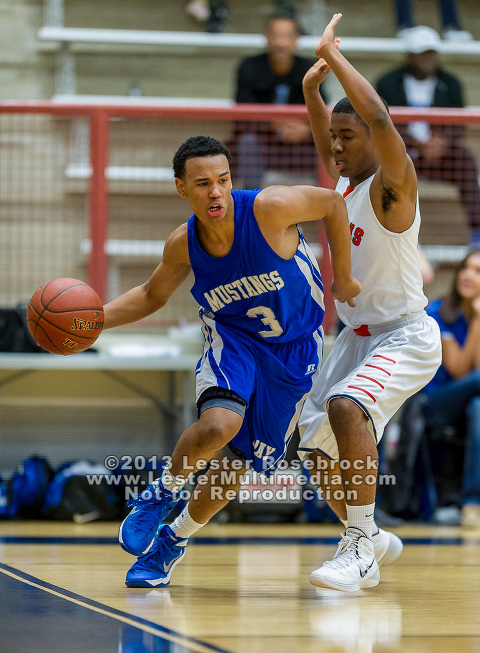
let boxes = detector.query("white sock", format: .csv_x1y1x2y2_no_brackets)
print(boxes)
346,502,375,539
170,504,207,539
160,468,188,494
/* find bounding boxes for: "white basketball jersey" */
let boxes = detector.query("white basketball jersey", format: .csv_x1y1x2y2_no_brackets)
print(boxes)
335,174,427,328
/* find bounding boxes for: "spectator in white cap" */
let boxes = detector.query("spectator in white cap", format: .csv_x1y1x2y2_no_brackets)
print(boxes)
403,25,443,53
393,0,473,41
376,26,480,245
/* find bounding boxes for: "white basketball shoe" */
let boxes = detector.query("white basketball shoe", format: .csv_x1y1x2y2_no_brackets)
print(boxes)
372,528,403,567
310,527,380,592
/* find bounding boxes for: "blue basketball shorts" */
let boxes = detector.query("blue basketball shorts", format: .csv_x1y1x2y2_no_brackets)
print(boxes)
195,313,324,476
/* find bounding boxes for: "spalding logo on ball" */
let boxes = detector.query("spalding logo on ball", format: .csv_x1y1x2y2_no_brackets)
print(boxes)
27,278,104,355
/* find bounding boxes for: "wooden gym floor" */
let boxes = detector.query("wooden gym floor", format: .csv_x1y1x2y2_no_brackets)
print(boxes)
0,521,479,653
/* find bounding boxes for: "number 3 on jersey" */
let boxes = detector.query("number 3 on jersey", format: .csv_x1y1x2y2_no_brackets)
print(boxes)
246,306,283,338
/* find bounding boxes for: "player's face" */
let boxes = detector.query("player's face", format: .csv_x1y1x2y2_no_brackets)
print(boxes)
457,253,480,300
175,154,234,225
330,113,377,181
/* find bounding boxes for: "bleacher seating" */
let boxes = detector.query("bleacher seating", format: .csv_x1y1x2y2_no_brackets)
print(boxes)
38,0,480,98
38,26,480,97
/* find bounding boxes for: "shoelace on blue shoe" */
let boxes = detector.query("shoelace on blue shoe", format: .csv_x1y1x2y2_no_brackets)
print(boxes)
126,485,174,507
134,532,181,572
128,503,168,536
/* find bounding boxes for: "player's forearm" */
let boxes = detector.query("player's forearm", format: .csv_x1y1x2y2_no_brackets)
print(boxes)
103,284,164,329
320,45,388,128
303,84,334,173
322,195,353,281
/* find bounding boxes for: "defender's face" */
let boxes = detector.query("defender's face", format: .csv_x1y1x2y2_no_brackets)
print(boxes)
457,253,480,300
330,112,376,179
175,154,233,224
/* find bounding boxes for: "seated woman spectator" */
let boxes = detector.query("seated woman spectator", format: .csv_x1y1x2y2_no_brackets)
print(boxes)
424,249,480,528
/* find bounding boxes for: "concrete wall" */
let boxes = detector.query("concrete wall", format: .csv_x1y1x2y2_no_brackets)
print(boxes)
1,0,480,103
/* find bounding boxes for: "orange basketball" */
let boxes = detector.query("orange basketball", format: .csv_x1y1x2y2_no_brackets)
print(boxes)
26,278,104,355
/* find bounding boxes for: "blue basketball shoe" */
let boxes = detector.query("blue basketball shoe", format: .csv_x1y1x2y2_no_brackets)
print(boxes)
125,524,188,587
119,479,179,556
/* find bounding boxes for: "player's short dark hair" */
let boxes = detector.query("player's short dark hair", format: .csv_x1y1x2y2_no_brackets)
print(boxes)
172,136,232,179
332,96,390,131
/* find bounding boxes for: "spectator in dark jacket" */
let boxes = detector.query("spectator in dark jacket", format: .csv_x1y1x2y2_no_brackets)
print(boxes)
376,26,480,243
229,15,328,189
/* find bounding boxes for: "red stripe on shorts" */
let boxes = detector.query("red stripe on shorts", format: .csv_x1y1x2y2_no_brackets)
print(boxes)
347,385,377,402
356,374,385,389
365,364,391,376
373,354,396,364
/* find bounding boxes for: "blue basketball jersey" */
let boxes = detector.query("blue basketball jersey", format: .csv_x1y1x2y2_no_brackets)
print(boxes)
188,189,325,343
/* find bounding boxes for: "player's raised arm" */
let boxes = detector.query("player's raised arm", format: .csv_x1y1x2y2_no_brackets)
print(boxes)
302,58,338,181
316,15,417,216
103,225,191,329
255,184,361,307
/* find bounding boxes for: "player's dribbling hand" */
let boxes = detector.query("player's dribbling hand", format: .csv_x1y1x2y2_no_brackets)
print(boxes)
331,276,362,308
315,13,342,58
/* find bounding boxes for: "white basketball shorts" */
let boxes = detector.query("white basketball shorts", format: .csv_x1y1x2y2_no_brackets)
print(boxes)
298,312,441,460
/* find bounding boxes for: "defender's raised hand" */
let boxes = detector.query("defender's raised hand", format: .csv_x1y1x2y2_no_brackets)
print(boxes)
316,13,343,58
302,57,332,92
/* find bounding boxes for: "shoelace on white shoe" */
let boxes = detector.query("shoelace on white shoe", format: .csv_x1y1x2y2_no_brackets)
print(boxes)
323,533,362,570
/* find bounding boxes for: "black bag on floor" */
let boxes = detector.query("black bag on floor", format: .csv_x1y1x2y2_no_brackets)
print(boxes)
43,461,123,522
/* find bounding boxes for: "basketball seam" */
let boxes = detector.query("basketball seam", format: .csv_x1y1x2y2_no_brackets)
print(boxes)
35,323,70,354
40,281,87,311
35,281,88,332
38,307,105,315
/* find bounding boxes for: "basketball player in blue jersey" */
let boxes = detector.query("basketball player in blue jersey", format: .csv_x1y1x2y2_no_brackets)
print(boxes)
298,14,442,592
102,135,361,587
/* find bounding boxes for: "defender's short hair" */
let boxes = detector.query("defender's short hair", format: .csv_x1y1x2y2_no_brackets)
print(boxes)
332,96,390,129
173,136,232,179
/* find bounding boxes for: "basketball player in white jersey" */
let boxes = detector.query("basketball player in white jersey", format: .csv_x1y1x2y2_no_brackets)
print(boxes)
298,13,442,591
